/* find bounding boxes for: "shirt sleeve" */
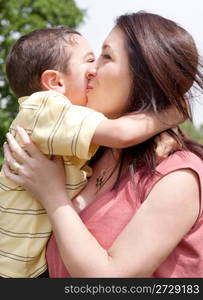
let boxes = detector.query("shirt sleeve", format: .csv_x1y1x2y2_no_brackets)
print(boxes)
11,91,106,160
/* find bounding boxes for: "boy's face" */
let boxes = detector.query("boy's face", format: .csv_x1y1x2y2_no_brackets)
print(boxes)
62,34,95,106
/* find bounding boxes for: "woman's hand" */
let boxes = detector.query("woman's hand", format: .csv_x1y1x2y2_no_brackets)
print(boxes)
3,126,67,212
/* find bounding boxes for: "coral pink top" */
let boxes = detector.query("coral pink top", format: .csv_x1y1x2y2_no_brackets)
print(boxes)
46,151,203,277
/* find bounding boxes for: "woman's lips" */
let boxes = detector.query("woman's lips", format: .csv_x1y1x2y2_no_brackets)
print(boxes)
86,84,93,92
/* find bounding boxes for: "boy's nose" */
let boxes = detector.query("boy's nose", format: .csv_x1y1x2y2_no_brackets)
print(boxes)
86,67,97,79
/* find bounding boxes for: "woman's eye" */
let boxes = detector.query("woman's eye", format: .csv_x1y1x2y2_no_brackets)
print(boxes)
101,54,112,60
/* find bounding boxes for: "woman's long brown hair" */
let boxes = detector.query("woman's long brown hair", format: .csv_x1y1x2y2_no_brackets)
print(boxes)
91,12,203,191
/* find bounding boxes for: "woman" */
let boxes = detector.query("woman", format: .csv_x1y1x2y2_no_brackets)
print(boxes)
4,11,203,277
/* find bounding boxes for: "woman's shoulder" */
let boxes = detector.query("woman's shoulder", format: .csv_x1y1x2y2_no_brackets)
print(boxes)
141,150,203,210
156,150,203,175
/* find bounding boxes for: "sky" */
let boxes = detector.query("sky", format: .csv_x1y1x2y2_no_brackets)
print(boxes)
75,0,203,127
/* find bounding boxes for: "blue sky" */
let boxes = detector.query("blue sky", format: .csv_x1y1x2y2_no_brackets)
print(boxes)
75,0,203,127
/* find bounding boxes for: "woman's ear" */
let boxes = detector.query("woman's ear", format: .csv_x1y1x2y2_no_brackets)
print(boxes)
41,70,66,94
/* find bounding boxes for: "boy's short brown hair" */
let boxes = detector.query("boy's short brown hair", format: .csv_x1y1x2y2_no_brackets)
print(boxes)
6,26,81,97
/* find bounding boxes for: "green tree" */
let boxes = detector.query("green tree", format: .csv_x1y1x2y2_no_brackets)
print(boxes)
180,120,203,145
0,0,84,164
0,110,11,165
200,124,203,135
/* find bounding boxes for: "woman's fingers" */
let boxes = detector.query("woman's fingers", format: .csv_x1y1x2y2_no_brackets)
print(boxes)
3,142,20,169
4,127,67,204
15,126,39,158
15,126,42,159
6,127,42,163
3,161,23,185
3,142,25,176
6,132,30,164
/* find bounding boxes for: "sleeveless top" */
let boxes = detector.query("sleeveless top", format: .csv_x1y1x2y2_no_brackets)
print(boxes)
46,151,203,277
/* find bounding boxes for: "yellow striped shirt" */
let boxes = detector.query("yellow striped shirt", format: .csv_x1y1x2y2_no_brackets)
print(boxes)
0,90,106,277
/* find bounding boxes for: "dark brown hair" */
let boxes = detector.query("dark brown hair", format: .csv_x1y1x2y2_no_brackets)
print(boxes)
117,12,203,185
116,12,202,117
93,11,203,191
6,26,81,97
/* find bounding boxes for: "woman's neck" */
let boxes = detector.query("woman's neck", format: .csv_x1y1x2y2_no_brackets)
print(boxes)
90,148,121,191
73,148,124,212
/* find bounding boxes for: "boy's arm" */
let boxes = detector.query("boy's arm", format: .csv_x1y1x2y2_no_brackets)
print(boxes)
92,107,185,148
11,91,107,159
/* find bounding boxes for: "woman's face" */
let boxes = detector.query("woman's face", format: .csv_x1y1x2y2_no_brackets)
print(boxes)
86,26,132,118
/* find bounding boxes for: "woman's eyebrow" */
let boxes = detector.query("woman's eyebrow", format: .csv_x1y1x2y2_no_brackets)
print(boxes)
102,44,111,50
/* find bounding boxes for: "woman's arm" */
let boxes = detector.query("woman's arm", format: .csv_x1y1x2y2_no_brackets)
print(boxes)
4,127,200,277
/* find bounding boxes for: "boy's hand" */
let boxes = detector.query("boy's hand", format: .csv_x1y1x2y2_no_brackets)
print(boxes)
155,128,182,162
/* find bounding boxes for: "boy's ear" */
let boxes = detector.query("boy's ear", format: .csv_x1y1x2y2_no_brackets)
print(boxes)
41,70,66,94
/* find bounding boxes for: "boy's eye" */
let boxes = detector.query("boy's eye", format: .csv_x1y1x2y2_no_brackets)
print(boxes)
87,57,95,63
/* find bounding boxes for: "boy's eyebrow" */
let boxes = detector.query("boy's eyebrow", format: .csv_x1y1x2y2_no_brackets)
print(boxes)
84,52,95,58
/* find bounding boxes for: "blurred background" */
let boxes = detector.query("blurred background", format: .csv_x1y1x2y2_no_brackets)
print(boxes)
0,0,203,165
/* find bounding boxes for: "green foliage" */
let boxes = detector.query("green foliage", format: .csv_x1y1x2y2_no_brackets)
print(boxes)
0,109,12,165
0,0,84,165
0,0,84,113
180,121,203,145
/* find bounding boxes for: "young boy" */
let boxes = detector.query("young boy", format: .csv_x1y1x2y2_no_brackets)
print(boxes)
0,27,180,277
